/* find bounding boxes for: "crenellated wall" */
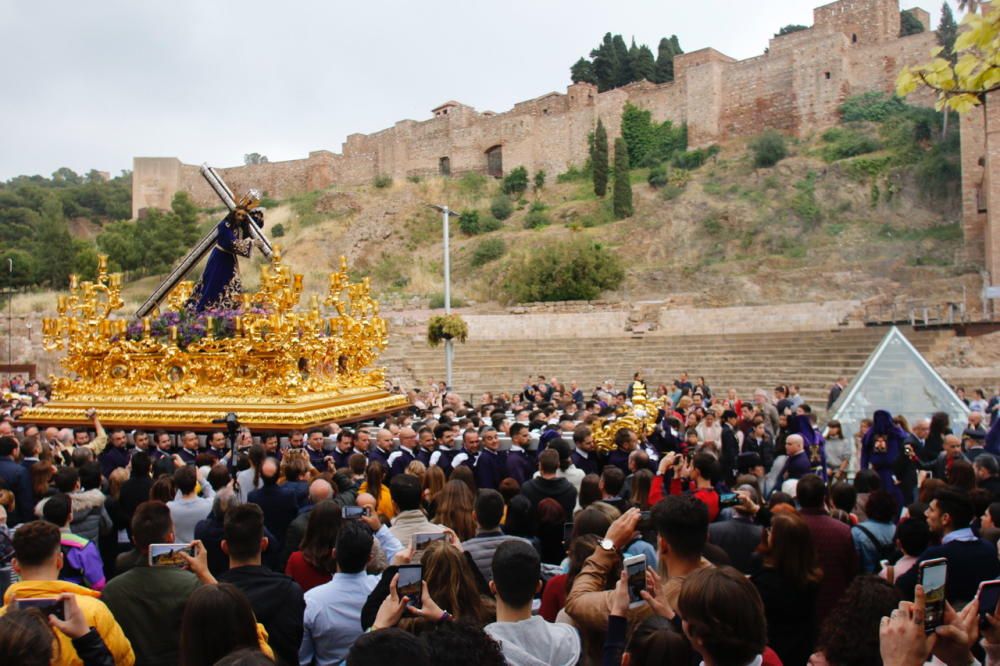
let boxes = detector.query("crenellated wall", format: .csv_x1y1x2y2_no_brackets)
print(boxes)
134,0,938,215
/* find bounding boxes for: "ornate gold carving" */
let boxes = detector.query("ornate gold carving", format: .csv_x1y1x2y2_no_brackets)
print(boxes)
591,383,667,453
26,251,408,428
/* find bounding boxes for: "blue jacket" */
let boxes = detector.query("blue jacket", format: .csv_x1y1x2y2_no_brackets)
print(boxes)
474,449,507,490
248,484,299,550
0,456,32,524
505,449,534,485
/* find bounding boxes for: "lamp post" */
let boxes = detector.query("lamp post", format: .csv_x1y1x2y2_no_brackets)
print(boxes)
426,204,460,390
6,258,11,383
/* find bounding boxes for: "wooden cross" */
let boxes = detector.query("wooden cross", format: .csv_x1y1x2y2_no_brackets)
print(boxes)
135,165,273,317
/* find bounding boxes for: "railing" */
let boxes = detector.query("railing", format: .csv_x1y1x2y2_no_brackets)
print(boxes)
863,301,969,327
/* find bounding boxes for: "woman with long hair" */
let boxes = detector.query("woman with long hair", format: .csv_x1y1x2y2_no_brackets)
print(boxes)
284,501,342,592
29,461,55,501
629,469,653,509
432,480,476,541
149,476,175,504
179,583,272,666
924,412,951,462
751,512,823,666
422,465,446,519
449,465,477,497
359,461,395,519
824,420,851,482
413,539,492,625
236,444,266,503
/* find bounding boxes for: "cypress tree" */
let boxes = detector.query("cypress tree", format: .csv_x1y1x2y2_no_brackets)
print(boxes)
613,138,633,219
592,119,609,197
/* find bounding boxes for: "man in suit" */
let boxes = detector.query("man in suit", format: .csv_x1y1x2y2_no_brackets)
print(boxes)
720,410,741,485
248,458,299,553
922,434,965,479
896,486,1000,605
826,377,847,411
505,423,534,485
388,427,419,478
570,425,600,476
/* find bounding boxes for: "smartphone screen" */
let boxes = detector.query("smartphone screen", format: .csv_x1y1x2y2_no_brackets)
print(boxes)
342,506,365,520
719,493,740,508
625,555,647,606
397,564,423,609
413,532,447,554
920,558,947,634
14,597,65,620
979,580,1000,628
148,543,194,567
562,522,574,547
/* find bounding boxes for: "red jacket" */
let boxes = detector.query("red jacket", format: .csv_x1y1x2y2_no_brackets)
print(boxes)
649,475,720,522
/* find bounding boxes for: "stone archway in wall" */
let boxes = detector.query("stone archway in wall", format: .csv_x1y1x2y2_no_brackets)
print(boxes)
485,145,503,178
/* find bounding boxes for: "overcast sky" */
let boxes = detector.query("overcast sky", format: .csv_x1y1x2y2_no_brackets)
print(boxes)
0,0,951,181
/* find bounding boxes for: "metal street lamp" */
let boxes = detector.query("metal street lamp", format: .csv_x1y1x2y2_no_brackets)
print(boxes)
426,204,460,390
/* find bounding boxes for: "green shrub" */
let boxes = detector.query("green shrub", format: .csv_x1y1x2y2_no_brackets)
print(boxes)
502,167,529,196
647,165,668,188
839,92,908,122
406,174,422,184
490,194,513,220
499,237,624,303
612,138,633,219
259,195,280,208
792,172,821,228
533,170,546,191
271,223,285,237
524,207,550,229
557,164,590,182
428,294,467,310
701,213,722,235
820,128,881,161
459,210,482,235
373,174,393,188
471,238,506,266
749,130,788,168
671,145,718,170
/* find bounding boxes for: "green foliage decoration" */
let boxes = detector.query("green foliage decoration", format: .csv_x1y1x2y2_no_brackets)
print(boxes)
427,313,469,347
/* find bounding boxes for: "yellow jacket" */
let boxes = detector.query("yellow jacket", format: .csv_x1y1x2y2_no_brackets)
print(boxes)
2,579,135,666
358,482,397,519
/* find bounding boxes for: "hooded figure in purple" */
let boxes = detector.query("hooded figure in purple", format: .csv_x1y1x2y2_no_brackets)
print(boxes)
861,409,907,508
986,416,1000,457
789,414,828,481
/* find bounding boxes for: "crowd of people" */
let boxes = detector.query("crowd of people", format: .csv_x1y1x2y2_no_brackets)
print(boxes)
0,371,999,666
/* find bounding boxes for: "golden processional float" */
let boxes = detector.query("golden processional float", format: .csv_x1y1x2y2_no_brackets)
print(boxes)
22,166,409,431
590,383,667,453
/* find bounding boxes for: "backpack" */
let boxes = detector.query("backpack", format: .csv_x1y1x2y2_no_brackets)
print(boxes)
855,524,896,562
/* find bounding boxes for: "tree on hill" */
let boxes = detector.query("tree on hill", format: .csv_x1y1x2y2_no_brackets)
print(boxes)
244,153,269,165
570,57,596,85
652,36,683,83
900,10,926,36
776,24,808,37
937,3,959,62
592,119,609,197
575,33,684,91
612,138,633,219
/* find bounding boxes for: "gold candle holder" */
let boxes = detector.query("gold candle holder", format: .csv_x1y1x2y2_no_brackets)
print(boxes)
169,325,178,342
69,275,79,290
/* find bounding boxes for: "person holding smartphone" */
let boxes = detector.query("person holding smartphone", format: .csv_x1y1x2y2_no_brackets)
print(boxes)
1,520,134,665
896,487,1000,605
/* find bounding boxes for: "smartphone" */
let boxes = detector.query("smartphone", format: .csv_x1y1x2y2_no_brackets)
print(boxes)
397,564,423,609
919,557,947,634
719,493,741,509
14,597,65,620
148,543,195,567
342,506,365,520
639,510,652,523
624,554,647,608
413,532,447,554
562,522,574,547
978,580,1000,628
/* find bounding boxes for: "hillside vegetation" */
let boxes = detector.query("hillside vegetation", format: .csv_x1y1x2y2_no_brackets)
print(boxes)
3,94,971,315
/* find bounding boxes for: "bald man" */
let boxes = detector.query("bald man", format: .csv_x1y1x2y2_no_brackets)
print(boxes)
780,434,810,481
388,427,419,478
280,479,338,570
368,429,395,470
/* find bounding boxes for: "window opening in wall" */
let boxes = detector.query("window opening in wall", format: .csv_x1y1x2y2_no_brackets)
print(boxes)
825,71,831,79
486,145,503,178
851,33,858,43
439,157,451,176
977,182,988,213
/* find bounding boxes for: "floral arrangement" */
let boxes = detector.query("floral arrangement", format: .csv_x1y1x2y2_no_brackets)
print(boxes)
426,313,469,347
125,306,271,349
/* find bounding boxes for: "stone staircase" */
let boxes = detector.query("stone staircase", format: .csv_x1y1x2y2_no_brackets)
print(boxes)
380,326,960,407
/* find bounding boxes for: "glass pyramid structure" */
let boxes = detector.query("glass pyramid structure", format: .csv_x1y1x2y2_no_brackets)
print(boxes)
829,326,969,445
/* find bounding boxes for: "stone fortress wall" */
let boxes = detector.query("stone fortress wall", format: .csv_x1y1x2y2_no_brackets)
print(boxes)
132,0,938,218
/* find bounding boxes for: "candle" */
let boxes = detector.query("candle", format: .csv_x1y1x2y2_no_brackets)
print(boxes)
69,275,78,290
110,274,122,288
97,255,108,273
294,274,303,291
143,317,151,336
235,316,243,336
206,316,215,337
57,296,67,313
169,325,178,342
